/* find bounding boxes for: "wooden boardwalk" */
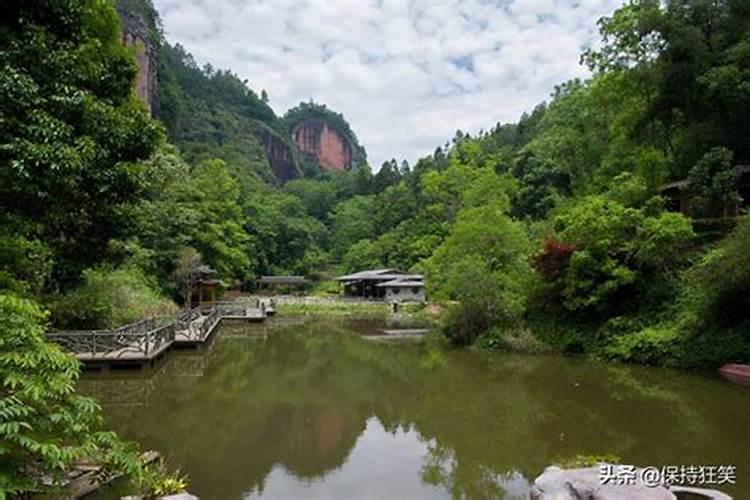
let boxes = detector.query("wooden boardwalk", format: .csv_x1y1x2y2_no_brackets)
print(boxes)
47,301,268,368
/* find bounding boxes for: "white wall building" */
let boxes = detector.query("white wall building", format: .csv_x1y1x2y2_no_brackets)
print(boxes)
377,278,426,304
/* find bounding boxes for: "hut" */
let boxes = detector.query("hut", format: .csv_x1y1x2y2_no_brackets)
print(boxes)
336,269,425,301
661,165,750,216
193,265,220,308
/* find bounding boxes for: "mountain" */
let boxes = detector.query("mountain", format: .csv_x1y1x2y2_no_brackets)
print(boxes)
115,0,367,184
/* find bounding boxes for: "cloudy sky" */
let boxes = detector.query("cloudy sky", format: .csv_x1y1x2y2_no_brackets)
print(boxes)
154,0,623,169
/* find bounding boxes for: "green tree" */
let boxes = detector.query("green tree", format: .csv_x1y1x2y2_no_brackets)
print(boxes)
341,239,381,273
284,178,339,221
424,186,533,345
0,221,52,296
548,195,694,314
330,196,376,258
686,147,740,218
185,159,250,279
0,0,163,289
243,193,328,276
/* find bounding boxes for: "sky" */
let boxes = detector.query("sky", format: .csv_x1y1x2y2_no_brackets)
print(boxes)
154,0,624,169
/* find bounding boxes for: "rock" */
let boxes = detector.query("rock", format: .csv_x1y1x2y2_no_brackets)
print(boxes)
257,127,299,182
531,465,733,500
161,494,199,500
115,5,158,115
293,119,352,171
122,493,198,500
531,465,676,499
670,485,733,500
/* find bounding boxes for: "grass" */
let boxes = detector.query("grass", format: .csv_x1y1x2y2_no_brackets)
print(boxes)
276,301,389,316
274,300,440,323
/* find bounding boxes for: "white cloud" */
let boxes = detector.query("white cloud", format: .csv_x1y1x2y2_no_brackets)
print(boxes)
154,0,622,169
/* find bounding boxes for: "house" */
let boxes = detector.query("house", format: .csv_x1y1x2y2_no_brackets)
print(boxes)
661,165,750,216
335,269,426,302
376,277,426,303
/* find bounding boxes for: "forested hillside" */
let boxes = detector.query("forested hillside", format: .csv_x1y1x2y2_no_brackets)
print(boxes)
2,0,749,361
334,0,750,369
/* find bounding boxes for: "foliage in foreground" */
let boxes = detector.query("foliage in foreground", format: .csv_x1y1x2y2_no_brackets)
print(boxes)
0,293,142,495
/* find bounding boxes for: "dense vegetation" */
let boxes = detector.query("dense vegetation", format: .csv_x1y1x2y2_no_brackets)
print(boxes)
158,42,294,184
1,0,749,494
263,0,750,368
0,0,183,494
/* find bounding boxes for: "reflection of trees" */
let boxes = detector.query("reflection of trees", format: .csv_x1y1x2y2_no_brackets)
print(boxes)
421,441,527,499
80,316,750,499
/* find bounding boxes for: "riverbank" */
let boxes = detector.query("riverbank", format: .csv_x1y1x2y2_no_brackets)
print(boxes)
244,295,442,323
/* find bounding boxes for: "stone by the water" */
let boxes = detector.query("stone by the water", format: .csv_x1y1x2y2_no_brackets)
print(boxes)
531,465,732,500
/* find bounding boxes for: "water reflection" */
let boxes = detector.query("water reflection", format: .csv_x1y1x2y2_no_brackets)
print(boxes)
246,418,449,499
79,316,750,498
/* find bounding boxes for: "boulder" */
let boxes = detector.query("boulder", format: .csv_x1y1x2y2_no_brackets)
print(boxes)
531,465,732,500
122,493,198,500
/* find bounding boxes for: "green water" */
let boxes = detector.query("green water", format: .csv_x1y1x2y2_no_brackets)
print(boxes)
80,315,750,498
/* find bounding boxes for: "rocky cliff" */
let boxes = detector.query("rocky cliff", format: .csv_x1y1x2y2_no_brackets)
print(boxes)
120,1,366,182
257,127,300,182
284,102,367,173
116,5,158,115
293,119,353,171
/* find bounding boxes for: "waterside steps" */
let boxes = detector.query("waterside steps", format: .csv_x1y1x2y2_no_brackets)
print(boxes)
47,301,269,370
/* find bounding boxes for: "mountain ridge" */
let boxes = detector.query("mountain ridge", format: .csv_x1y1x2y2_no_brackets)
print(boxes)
115,0,367,183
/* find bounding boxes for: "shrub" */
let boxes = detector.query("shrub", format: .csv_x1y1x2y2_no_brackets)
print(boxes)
477,325,553,354
0,293,143,495
603,326,680,365
50,266,177,330
533,239,576,279
135,460,189,499
671,216,750,367
544,195,693,315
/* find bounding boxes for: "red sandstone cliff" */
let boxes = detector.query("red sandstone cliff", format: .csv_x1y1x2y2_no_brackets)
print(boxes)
293,119,353,171
117,7,157,115
258,128,299,182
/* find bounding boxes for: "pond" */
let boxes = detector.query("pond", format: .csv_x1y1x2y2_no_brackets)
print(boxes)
80,315,750,498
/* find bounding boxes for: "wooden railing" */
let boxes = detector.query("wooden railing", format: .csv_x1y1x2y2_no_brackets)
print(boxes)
178,306,201,324
48,302,265,362
198,307,222,341
47,322,176,360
